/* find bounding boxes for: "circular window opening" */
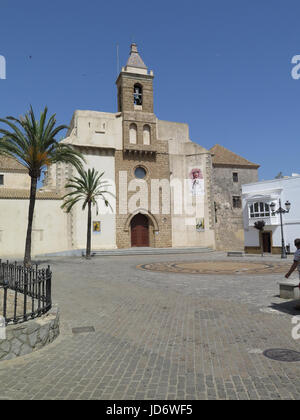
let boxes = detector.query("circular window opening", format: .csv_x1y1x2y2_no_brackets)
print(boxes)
135,167,147,179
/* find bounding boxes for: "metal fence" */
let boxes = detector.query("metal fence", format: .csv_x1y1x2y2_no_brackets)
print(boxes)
0,260,52,325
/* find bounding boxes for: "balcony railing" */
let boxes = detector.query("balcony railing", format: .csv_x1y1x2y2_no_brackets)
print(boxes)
248,215,279,227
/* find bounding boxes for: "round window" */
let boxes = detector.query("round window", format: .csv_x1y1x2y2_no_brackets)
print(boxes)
135,167,147,179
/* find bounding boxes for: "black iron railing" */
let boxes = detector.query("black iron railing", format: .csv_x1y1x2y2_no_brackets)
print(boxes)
0,260,52,325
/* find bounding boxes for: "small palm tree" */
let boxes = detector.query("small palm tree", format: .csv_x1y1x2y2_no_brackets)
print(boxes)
61,167,114,259
0,106,84,266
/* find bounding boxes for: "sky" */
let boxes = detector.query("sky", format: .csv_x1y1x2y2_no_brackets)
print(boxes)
0,0,300,181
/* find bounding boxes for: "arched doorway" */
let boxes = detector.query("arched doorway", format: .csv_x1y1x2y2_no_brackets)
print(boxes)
131,214,149,247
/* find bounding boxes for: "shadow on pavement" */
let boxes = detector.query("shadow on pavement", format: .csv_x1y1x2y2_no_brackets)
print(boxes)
270,299,300,316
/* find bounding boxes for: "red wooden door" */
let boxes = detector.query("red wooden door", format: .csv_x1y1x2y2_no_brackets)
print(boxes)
131,214,149,247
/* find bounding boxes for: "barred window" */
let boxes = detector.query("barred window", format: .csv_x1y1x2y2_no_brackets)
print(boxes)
233,196,242,208
233,172,238,182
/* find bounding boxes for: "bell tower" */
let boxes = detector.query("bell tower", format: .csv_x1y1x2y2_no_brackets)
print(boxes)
116,44,157,149
116,43,154,114
115,43,172,250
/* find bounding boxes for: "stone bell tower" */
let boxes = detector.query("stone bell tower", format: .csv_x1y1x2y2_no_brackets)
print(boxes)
116,43,157,149
116,43,154,113
114,44,172,249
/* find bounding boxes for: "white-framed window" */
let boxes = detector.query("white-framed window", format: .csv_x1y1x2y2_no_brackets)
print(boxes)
249,202,270,218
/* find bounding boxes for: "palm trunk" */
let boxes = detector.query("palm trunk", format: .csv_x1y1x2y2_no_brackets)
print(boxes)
24,176,38,266
86,201,92,259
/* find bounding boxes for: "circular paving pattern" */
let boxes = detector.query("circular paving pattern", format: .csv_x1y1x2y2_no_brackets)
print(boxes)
137,260,290,275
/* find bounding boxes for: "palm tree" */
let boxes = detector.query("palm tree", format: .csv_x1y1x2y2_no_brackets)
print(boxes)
61,167,114,259
0,106,84,265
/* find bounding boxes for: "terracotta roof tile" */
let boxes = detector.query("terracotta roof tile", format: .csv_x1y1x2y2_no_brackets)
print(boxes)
0,156,28,172
210,144,260,168
0,188,62,200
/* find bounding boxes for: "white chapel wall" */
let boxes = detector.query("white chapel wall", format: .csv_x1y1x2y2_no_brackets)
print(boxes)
71,150,117,250
0,172,31,190
0,199,69,258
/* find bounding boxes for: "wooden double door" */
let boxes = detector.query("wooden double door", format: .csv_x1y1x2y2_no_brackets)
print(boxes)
131,214,150,247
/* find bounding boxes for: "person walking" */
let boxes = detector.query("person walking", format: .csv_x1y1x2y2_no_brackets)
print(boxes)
285,238,300,280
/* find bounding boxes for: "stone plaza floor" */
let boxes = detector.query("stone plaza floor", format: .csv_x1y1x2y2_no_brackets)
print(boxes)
0,251,300,400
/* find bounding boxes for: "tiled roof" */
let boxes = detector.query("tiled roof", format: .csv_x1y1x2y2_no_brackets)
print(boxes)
210,144,260,168
126,43,147,69
0,155,28,172
0,188,62,200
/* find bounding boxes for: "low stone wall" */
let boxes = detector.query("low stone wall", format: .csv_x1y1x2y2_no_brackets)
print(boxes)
0,305,59,361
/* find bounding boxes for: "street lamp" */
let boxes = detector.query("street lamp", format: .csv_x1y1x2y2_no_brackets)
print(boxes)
270,199,291,259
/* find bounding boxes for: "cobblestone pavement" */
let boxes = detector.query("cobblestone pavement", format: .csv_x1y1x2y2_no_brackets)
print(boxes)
0,251,300,400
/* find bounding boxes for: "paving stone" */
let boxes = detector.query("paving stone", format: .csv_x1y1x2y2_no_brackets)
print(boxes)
0,252,298,400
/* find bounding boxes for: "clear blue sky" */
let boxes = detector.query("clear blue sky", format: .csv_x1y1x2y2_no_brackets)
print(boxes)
1,0,300,181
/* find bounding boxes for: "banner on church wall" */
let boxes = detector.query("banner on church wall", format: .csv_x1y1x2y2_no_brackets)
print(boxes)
189,168,205,196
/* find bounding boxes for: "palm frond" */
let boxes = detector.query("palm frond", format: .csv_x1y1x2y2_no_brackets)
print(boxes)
0,106,85,179
62,167,115,215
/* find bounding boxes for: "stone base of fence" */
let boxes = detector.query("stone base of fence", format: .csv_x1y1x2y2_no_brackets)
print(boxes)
0,305,59,361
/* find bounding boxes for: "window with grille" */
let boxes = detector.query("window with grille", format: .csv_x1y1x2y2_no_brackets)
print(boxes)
249,202,270,218
233,196,242,208
233,172,238,182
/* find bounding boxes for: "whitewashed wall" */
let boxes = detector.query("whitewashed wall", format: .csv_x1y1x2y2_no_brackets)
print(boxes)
0,199,69,258
71,150,117,250
0,172,31,190
243,176,300,252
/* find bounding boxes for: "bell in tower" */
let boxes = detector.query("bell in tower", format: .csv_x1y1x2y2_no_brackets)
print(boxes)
116,44,154,114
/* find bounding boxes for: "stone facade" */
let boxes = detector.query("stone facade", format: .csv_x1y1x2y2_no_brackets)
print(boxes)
210,145,259,251
115,51,172,248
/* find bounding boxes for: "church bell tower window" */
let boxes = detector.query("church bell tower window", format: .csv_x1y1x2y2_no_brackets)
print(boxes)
143,125,151,145
133,84,143,106
129,123,137,144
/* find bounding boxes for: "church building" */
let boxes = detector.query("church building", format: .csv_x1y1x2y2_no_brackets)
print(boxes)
42,43,215,252
0,44,259,257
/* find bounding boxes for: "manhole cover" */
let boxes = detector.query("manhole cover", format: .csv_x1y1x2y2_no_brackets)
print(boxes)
263,349,300,362
72,326,95,334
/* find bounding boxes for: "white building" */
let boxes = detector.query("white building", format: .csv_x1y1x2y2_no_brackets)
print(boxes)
242,174,300,254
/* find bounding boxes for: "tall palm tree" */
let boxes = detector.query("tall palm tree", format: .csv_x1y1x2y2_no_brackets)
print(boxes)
61,167,114,259
0,106,84,265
